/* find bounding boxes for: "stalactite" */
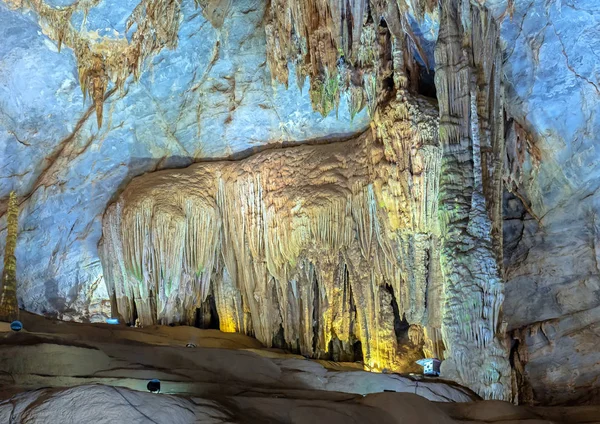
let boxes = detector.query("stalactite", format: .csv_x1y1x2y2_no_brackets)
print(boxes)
435,0,511,401
11,0,441,124
100,93,441,373
264,0,437,117
10,0,182,128
0,192,19,322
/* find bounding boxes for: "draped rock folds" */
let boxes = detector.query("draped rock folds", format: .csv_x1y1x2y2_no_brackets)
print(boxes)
264,0,438,117
96,0,511,399
100,93,441,373
434,0,510,401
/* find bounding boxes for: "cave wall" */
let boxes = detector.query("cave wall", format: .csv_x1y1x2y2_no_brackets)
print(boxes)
1,0,599,406
0,0,370,321
487,0,600,405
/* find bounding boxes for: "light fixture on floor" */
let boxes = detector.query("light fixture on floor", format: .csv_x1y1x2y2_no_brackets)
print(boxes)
147,379,161,393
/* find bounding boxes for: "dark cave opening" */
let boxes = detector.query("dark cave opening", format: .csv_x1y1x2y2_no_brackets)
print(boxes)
416,65,436,99
311,267,320,354
131,300,138,326
326,335,364,363
272,324,287,350
385,283,411,345
195,293,220,330
353,340,364,362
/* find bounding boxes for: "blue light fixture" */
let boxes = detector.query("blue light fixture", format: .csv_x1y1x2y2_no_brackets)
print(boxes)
10,321,23,332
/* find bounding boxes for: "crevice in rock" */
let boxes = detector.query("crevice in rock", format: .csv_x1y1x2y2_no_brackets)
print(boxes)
131,300,138,327
385,283,406,346
272,324,287,351
353,340,364,363
549,18,600,96
311,267,320,356
417,65,436,100
195,293,220,330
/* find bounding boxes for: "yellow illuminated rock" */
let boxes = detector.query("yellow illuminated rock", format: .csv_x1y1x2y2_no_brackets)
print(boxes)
101,93,441,374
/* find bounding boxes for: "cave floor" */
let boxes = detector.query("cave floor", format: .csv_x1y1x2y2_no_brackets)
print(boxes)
0,313,597,423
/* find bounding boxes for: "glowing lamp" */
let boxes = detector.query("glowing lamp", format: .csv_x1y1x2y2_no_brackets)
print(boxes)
10,321,23,332
416,358,441,376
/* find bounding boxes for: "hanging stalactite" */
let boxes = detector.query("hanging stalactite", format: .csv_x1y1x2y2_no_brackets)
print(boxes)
8,0,183,128
263,0,437,118
100,93,441,373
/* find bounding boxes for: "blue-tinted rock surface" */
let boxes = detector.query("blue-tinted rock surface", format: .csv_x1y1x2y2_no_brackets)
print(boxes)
489,0,600,404
1,0,600,405
0,0,369,321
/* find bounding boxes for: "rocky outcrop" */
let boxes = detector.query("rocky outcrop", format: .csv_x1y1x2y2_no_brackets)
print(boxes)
100,93,441,373
1,384,598,423
2,315,599,423
487,0,600,405
0,312,477,403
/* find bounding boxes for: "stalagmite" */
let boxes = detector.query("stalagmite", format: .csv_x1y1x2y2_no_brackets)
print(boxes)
100,93,441,373
434,0,511,400
0,192,19,322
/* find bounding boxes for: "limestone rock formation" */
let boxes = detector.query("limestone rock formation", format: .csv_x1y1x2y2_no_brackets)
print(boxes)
3,315,600,422
263,0,436,117
97,0,512,400
0,0,370,324
1,0,600,408
100,93,442,374
0,192,18,322
1,384,599,423
0,312,477,402
434,0,510,401
2,315,599,423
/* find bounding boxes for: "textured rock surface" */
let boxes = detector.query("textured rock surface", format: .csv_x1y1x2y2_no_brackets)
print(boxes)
2,315,599,423
100,93,442,373
1,384,599,424
96,0,513,400
488,0,600,405
434,1,510,400
1,315,599,422
2,0,508,401
0,0,369,322
0,192,18,321
0,312,477,403
2,0,600,407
